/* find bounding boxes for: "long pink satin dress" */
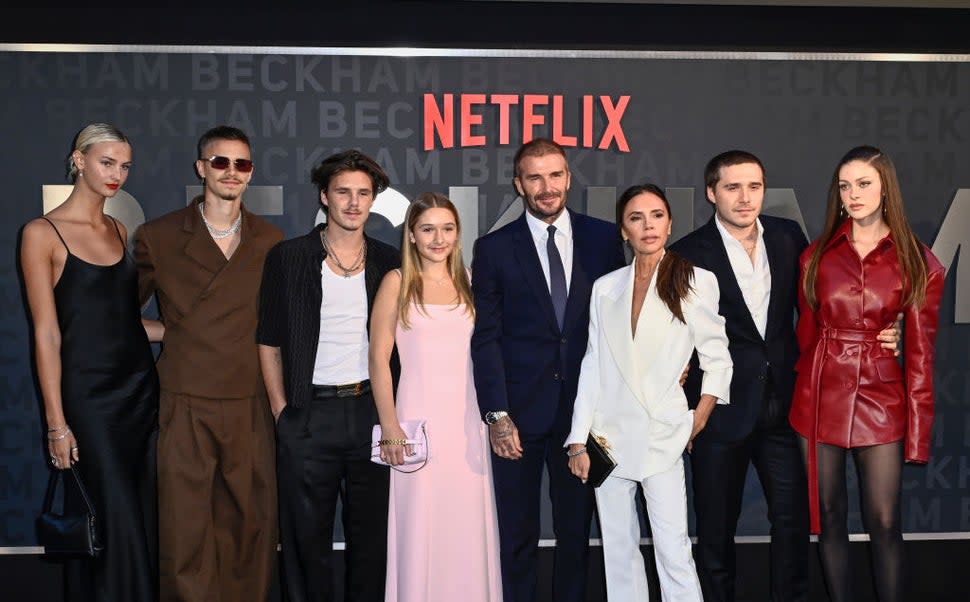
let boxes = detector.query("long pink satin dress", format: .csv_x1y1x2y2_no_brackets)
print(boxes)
385,303,502,602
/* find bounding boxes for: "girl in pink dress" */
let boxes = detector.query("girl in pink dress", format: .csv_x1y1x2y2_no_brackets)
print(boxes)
369,192,502,602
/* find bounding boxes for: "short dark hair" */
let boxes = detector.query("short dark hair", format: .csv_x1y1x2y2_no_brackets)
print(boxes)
513,138,568,178
196,125,251,159
310,149,389,196
704,150,765,190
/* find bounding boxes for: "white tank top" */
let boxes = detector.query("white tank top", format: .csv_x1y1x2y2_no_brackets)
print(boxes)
312,264,369,385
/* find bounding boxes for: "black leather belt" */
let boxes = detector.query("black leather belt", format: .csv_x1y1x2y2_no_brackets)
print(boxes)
312,380,371,399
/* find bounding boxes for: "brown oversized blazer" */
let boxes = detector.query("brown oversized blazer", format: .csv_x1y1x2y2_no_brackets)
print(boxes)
134,197,284,399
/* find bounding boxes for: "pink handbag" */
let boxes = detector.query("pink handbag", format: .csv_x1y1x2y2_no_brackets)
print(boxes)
370,419,429,473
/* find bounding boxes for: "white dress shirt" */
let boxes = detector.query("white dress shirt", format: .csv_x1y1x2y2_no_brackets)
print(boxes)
525,209,573,293
714,216,771,339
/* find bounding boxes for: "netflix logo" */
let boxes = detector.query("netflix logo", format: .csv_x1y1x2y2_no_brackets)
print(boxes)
423,93,631,152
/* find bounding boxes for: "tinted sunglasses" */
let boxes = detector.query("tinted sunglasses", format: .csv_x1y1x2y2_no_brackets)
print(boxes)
204,155,254,172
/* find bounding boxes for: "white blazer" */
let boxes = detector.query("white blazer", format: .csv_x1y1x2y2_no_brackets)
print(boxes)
566,261,733,481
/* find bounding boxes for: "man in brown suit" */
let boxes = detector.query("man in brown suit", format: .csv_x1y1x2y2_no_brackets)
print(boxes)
134,125,284,602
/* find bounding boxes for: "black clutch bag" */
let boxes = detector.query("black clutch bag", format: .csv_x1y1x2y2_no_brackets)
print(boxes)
586,433,618,488
36,466,103,558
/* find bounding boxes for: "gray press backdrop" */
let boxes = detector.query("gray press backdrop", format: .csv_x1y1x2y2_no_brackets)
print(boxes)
1,46,968,550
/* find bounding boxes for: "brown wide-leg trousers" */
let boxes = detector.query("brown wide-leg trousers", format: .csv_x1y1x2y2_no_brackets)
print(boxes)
158,391,278,602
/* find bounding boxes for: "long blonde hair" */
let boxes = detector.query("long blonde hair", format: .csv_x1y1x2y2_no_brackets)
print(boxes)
802,145,929,310
397,192,475,328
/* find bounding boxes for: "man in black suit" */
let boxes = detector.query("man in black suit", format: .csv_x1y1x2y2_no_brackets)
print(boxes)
671,150,810,602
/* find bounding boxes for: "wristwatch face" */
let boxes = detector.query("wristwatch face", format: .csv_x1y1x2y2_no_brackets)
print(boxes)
485,411,504,424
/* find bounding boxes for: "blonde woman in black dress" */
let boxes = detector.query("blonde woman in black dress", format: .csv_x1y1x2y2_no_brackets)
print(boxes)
20,123,159,601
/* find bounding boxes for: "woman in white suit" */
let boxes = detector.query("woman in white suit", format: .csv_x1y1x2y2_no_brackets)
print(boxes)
567,183,733,601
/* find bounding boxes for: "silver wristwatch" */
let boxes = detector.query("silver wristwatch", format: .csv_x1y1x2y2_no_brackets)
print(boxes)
484,411,509,425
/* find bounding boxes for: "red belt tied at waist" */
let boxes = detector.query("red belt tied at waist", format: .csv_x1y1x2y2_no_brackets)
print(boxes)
806,326,882,535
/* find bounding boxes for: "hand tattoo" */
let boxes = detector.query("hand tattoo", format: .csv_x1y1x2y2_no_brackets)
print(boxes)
494,416,514,439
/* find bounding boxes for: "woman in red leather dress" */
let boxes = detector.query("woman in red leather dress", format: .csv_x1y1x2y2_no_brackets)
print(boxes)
790,146,945,602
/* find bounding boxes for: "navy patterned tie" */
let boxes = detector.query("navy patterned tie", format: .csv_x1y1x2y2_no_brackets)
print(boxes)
547,225,567,329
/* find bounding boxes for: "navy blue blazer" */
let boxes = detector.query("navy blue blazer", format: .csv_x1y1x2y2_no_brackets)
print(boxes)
471,210,625,435
670,214,808,441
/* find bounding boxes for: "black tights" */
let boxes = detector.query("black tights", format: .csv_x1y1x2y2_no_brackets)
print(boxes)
800,439,905,602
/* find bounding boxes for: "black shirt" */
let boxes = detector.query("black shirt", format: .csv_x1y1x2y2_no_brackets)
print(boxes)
256,224,401,408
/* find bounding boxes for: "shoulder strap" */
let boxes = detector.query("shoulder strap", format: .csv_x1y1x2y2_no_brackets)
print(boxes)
40,217,69,252
107,216,125,246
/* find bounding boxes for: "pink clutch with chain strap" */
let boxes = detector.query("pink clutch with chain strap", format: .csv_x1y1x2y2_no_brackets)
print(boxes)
370,419,429,473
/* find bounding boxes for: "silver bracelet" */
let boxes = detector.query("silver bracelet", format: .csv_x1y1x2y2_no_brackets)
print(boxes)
47,428,72,442
566,446,587,457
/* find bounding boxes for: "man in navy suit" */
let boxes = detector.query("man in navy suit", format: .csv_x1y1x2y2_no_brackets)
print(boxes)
670,150,810,602
471,138,625,602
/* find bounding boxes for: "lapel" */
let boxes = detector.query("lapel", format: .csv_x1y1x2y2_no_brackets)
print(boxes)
601,265,642,404
698,217,763,343
563,211,593,333
600,263,673,416
229,205,265,270
632,265,672,414
181,198,229,276
762,219,785,341
511,215,561,333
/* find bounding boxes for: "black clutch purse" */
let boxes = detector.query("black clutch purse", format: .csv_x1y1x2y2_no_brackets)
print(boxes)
586,433,618,488
36,465,103,558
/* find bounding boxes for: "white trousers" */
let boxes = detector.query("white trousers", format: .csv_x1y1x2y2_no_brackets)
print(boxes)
594,457,702,601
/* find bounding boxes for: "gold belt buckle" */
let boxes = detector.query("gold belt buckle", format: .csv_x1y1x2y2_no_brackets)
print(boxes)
336,382,362,397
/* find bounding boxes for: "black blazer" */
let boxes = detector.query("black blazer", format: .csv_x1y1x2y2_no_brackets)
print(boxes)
670,214,808,441
470,210,625,435
256,224,401,409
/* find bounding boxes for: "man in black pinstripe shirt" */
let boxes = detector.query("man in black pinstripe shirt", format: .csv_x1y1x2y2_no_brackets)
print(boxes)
257,150,400,602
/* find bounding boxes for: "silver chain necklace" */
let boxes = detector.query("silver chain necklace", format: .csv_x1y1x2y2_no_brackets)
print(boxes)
199,203,242,239
322,231,366,277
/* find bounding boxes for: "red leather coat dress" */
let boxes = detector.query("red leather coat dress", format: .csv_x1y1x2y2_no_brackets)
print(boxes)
789,220,945,533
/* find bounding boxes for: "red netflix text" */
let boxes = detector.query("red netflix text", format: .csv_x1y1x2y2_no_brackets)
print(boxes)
423,93,631,152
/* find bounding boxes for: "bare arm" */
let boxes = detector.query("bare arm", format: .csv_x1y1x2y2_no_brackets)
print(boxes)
20,220,78,469
142,318,164,343
368,271,409,465
258,344,287,422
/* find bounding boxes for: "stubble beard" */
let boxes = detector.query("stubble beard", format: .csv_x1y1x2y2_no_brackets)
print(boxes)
526,191,566,221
